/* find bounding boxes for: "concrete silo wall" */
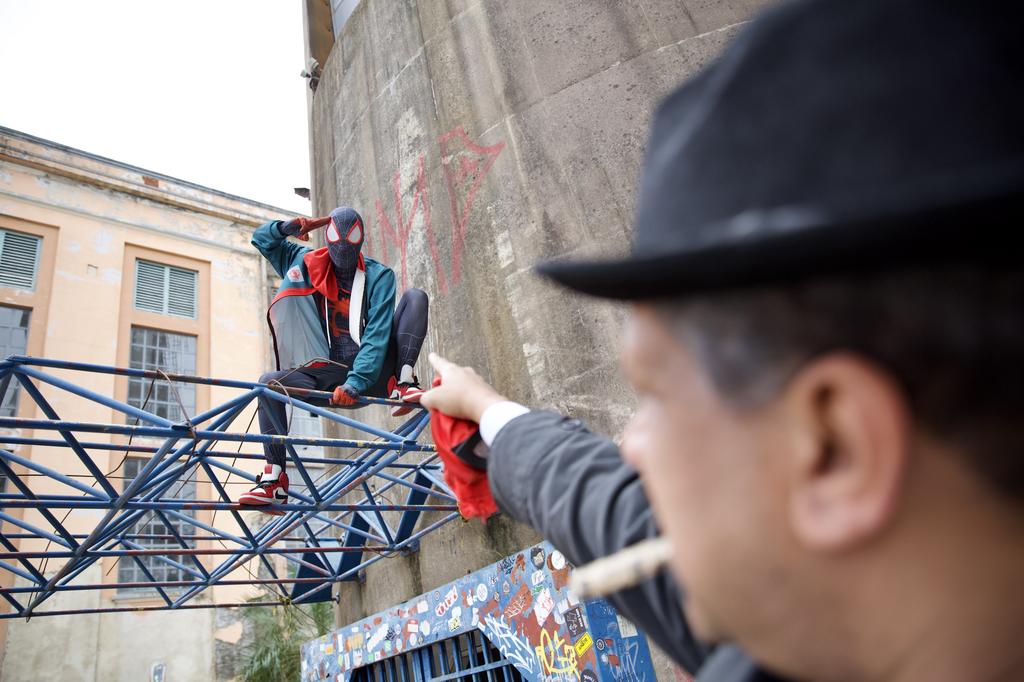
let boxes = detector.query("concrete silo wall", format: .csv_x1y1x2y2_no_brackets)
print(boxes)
308,0,765,674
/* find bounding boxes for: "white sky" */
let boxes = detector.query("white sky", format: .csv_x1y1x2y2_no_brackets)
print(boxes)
0,0,311,214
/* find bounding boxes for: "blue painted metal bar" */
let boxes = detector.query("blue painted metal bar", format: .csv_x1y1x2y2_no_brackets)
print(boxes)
416,467,455,497
0,498,455,513
200,457,310,505
1,575,344,593
258,386,407,442
297,517,336,582
361,482,395,545
259,394,323,503
13,373,119,497
0,457,82,549
176,422,424,606
253,416,428,547
5,356,421,410
0,447,107,500
122,552,175,606
395,472,436,543
151,443,421,608
259,446,404,548
118,538,206,581
167,537,335,609
0,511,74,549
314,512,461,590
0,355,457,618
368,454,448,507
69,402,253,585
0,545,385,560
0,585,24,614
20,435,182,618
199,459,283,586
0,435,441,469
129,401,247,498
48,536,131,591
0,418,435,452
126,508,212,580
302,512,387,545
374,470,453,501
0,559,36,584
14,364,176,428
0,532,47,585
161,509,247,547
186,388,259,427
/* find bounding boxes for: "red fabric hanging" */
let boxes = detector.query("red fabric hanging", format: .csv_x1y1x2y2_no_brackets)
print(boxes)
427,378,498,520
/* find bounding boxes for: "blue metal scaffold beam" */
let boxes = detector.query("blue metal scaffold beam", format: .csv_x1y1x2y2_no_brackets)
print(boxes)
0,355,459,619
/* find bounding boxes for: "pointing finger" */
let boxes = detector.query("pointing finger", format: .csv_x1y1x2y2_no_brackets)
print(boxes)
428,352,456,376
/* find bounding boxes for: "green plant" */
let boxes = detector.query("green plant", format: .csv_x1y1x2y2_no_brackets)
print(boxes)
239,600,333,682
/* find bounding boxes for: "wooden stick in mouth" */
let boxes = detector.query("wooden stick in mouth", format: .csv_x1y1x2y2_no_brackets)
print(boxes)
569,536,673,599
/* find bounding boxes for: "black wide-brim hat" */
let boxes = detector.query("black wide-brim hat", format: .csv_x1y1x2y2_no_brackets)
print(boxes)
537,0,1024,300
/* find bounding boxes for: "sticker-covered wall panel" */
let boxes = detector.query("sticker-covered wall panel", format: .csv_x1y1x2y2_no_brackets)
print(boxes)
302,541,657,682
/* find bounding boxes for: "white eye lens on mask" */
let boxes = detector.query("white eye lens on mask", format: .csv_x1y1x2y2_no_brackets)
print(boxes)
347,223,362,244
326,223,341,243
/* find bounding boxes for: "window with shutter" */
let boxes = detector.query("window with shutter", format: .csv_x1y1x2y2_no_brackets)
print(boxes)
0,229,42,291
134,260,198,319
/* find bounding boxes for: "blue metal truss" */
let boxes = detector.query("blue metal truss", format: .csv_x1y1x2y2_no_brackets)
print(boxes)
0,355,459,619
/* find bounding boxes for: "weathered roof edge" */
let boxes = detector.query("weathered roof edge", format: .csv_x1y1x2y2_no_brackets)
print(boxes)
0,125,305,226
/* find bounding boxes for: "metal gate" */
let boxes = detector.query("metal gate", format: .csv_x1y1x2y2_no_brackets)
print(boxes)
350,631,523,682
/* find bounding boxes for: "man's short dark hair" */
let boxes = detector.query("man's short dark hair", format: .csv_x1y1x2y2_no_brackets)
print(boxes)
659,266,1024,500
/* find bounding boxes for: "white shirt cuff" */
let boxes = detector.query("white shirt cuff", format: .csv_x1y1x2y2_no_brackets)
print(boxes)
479,401,531,447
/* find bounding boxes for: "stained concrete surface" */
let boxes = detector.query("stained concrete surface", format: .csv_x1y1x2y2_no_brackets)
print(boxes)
311,1,767,678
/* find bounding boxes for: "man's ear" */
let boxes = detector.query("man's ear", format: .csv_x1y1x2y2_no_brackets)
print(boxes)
782,353,911,551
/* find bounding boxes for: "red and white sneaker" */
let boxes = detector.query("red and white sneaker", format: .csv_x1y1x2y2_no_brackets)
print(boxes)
388,376,424,417
238,464,289,510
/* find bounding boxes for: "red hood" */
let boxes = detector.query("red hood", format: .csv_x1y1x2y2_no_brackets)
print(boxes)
303,248,364,299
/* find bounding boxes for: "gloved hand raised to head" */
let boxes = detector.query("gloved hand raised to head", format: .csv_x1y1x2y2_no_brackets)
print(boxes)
330,383,360,407
279,216,332,242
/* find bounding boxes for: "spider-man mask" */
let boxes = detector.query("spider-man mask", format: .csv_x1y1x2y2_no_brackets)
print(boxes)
326,206,364,282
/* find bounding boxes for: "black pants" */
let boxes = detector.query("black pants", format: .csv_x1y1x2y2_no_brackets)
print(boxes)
257,289,428,467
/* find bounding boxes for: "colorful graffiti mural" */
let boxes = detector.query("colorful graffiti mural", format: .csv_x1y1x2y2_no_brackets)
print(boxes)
301,541,656,682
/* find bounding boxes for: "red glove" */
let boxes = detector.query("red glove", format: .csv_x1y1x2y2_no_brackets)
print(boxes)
280,216,332,242
427,377,498,520
330,383,360,406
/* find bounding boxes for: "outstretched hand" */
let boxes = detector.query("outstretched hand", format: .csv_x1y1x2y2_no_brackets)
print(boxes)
280,215,332,242
419,353,508,424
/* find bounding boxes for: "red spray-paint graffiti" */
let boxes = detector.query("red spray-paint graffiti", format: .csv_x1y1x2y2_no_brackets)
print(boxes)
436,126,506,291
372,154,431,292
366,125,505,294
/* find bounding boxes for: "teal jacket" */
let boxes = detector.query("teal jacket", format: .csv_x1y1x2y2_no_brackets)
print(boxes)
253,220,396,394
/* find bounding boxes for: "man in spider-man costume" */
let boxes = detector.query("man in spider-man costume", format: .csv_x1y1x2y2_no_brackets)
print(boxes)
239,206,428,507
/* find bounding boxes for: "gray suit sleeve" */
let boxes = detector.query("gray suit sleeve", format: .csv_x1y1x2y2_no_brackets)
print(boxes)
487,410,710,674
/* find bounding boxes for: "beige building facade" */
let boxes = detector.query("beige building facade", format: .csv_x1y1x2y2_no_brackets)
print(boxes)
0,126,303,680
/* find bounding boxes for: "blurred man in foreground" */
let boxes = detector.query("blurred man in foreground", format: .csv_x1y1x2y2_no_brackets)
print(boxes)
422,0,1024,680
